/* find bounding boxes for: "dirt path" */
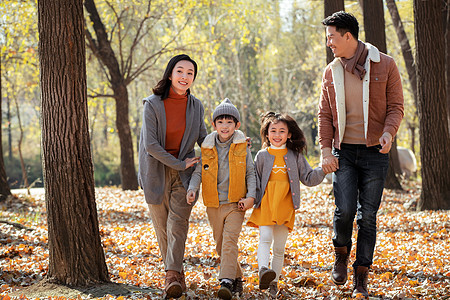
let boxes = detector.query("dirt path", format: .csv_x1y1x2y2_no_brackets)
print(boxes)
10,280,159,299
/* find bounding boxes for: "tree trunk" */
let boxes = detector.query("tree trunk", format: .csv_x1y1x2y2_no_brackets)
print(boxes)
414,0,450,210
38,0,109,285
408,122,416,154
362,0,403,190
324,0,345,64
446,0,450,132
84,0,138,190
13,95,29,190
362,0,387,52
103,100,108,146
386,0,419,156
386,0,418,110
7,96,12,160
114,85,138,190
0,56,12,202
384,138,402,189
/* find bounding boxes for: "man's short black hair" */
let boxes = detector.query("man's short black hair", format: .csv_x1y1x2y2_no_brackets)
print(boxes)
322,11,359,40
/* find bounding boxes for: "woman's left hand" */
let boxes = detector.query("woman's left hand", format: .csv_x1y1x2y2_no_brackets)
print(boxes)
184,157,200,169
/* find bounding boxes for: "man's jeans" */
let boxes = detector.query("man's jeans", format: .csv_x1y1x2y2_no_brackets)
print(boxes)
332,143,389,268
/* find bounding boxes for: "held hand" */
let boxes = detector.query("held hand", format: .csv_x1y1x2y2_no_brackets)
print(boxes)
238,197,255,211
379,132,393,154
246,137,252,149
321,154,339,174
186,190,196,205
184,156,200,169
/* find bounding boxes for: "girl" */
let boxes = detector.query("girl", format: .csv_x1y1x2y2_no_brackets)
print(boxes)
247,112,326,297
138,54,207,299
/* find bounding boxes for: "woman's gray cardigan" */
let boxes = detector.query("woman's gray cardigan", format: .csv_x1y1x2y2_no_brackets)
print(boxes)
254,148,325,209
138,94,207,205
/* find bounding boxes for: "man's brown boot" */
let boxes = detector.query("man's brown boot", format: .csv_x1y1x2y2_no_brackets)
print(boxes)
331,246,349,285
352,266,369,298
164,270,182,299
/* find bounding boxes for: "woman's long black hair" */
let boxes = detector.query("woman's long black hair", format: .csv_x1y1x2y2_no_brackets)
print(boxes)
260,112,307,154
152,54,198,100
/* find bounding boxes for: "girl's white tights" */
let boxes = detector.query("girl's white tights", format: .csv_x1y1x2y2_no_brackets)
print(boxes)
257,224,289,281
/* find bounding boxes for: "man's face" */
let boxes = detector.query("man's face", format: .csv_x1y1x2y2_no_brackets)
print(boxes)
326,26,352,58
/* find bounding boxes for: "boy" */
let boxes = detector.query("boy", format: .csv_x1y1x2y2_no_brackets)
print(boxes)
187,98,256,300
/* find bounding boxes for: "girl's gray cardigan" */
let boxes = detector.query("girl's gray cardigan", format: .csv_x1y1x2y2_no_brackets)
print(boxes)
138,94,207,205
254,148,326,209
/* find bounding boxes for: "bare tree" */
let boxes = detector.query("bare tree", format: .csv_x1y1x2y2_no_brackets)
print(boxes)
414,0,450,209
83,0,138,190
38,0,109,284
386,0,418,153
386,0,417,107
83,0,193,190
361,0,403,188
13,93,29,191
362,0,402,190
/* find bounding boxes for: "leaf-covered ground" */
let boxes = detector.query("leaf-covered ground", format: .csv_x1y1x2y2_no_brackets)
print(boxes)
1,183,449,299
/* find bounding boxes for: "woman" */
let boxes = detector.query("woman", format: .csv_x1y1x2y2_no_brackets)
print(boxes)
138,54,207,299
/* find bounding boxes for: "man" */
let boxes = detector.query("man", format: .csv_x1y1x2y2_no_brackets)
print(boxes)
318,11,404,297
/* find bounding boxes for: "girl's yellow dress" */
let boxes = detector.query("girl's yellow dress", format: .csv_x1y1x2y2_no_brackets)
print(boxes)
247,147,295,231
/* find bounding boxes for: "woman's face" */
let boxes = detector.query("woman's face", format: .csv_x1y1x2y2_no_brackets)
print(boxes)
169,60,195,95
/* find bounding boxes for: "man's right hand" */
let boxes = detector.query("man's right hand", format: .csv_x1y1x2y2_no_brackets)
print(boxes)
321,147,339,174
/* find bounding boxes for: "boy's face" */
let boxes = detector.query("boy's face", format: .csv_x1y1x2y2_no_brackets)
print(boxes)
213,117,241,143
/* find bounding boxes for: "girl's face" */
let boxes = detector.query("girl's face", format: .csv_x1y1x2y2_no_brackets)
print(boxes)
267,121,291,148
169,60,195,95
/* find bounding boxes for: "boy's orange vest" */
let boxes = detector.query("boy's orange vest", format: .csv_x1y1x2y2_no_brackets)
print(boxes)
200,131,247,207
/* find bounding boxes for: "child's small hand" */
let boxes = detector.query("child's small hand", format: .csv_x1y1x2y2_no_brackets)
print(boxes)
238,197,255,211
186,190,196,205
322,167,335,175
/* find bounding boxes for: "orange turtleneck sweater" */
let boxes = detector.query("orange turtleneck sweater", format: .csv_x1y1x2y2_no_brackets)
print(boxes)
164,87,188,158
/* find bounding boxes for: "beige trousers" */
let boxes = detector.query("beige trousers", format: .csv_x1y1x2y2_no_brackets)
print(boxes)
148,167,192,272
206,202,245,280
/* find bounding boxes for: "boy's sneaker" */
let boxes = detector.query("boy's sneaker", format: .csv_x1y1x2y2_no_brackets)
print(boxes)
233,277,244,296
259,267,276,290
164,270,183,299
218,279,234,300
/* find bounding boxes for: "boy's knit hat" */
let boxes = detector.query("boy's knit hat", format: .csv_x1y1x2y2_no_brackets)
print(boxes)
212,98,240,122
